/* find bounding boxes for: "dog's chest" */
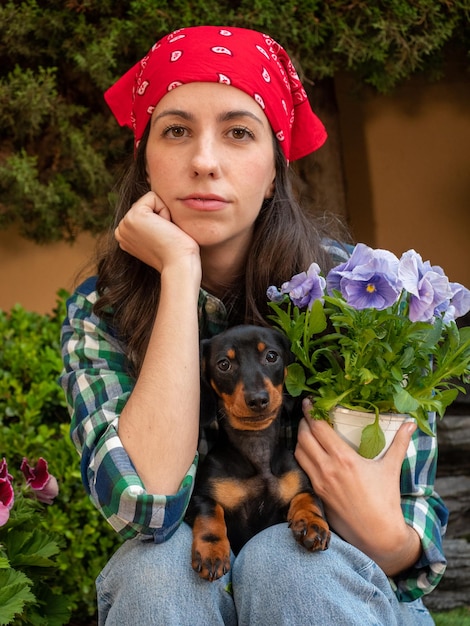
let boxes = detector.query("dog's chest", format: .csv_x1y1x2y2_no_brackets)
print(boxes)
211,463,302,515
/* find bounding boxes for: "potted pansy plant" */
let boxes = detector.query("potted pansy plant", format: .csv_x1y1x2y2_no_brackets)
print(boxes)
267,243,470,458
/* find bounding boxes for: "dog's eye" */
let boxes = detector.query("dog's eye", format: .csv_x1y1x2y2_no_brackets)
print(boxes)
217,358,231,372
265,350,279,363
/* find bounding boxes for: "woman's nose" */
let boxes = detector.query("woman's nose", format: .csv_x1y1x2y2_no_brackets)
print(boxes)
190,138,222,178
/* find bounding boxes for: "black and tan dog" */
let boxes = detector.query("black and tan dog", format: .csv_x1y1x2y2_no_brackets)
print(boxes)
185,324,330,581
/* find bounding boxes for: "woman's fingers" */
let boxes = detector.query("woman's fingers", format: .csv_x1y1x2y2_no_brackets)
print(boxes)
383,421,417,466
114,191,200,271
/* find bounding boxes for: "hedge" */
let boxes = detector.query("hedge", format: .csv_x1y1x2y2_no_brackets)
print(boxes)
0,293,121,622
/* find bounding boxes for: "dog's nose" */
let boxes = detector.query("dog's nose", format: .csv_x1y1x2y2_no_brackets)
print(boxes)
246,391,270,412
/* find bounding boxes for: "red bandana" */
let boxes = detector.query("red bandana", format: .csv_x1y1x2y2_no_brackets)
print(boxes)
104,26,327,161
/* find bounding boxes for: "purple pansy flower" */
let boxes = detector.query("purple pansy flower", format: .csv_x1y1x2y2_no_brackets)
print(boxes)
340,274,401,310
20,457,59,505
326,243,401,310
398,250,453,322
447,282,470,321
266,285,285,303
325,243,376,293
279,262,326,309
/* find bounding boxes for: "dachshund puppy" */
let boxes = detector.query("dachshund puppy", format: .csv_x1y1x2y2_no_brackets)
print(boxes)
186,325,330,581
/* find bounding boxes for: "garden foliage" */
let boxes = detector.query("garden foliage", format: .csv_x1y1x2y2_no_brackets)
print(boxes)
0,458,69,626
0,0,469,242
0,293,121,622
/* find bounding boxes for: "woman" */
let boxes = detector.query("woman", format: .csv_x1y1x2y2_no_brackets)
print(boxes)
60,26,447,625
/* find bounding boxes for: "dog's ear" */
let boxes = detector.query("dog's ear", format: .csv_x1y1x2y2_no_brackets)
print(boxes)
199,339,219,428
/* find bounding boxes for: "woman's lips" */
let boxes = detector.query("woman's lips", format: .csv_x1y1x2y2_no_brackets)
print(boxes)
180,195,229,211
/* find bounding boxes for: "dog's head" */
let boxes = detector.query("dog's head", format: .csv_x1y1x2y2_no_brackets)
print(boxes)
200,325,293,431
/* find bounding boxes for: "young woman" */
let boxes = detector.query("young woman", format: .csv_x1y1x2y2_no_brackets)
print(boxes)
60,26,447,625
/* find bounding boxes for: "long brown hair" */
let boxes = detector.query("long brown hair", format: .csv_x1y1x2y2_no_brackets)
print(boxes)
94,124,347,375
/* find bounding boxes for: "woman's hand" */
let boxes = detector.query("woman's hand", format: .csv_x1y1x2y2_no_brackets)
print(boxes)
295,398,421,576
115,191,200,272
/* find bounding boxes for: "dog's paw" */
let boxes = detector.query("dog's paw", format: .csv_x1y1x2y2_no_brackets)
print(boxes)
191,538,231,581
287,493,331,552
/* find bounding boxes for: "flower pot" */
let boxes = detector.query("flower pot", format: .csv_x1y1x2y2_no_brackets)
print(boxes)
329,406,409,459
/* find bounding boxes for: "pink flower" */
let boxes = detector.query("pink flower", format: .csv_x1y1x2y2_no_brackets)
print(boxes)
0,457,13,482
0,481,14,526
20,457,59,505
0,458,15,527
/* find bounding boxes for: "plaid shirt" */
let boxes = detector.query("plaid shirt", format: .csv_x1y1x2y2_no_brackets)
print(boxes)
59,244,447,602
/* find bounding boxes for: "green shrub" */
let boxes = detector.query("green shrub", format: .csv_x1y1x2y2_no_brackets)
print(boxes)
1,0,469,243
0,293,121,621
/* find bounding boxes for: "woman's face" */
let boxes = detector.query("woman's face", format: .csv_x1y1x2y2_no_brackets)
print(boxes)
145,82,276,255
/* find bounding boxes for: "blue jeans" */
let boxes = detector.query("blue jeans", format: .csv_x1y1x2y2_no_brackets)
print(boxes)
96,523,434,625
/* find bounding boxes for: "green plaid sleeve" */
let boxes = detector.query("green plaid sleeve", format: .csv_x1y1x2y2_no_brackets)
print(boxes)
59,277,198,542
390,411,448,600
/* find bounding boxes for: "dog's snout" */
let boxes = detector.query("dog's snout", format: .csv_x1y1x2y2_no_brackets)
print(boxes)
245,390,270,412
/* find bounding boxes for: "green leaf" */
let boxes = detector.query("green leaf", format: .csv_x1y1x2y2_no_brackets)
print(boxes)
358,422,386,459
393,386,420,413
357,367,376,385
459,325,470,344
30,586,71,626
306,299,327,336
285,362,308,397
314,390,353,414
6,529,60,568
429,388,459,417
418,318,443,349
0,568,35,625
267,301,292,333
0,555,10,569
390,366,404,381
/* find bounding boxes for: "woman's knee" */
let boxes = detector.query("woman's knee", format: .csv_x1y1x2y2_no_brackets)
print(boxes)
232,522,337,583
98,523,193,591
232,525,390,625
97,523,236,626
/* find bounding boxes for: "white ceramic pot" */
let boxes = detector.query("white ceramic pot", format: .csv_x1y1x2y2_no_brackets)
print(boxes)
330,406,409,459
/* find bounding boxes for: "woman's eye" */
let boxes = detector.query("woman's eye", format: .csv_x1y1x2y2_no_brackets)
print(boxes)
217,358,231,372
265,350,279,363
230,127,254,140
164,126,187,138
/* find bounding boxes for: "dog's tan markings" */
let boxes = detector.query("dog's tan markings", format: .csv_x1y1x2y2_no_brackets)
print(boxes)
212,477,249,510
287,492,331,552
289,492,325,521
191,503,231,581
227,348,236,360
192,506,226,544
219,378,283,431
264,379,284,413
257,341,266,352
278,470,302,505
220,381,247,420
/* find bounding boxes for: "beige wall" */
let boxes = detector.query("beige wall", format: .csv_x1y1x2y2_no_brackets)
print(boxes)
337,65,470,286
1,66,469,314
0,229,97,314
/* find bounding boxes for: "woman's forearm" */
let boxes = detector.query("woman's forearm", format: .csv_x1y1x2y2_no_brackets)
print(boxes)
331,509,422,577
372,524,422,577
118,258,202,494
